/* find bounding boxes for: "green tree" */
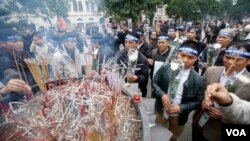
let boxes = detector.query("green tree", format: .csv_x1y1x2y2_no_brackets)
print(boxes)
105,0,145,23
195,0,220,19
218,0,233,18
1,0,69,26
167,0,201,21
227,0,250,20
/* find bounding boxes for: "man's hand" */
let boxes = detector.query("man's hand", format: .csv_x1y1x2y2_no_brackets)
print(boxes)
167,105,181,114
207,107,223,119
0,79,32,95
202,98,213,110
161,94,172,110
205,83,232,106
126,74,138,82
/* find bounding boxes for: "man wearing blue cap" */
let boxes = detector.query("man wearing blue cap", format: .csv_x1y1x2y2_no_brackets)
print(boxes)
199,42,250,141
148,33,171,80
0,29,35,103
153,40,204,141
214,28,236,66
168,29,176,41
115,31,149,97
199,28,235,72
51,32,83,79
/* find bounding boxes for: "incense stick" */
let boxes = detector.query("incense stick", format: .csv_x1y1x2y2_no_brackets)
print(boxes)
12,51,23,81
20,64,29,85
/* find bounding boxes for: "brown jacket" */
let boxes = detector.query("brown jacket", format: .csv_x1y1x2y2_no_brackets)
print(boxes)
202,66,250,141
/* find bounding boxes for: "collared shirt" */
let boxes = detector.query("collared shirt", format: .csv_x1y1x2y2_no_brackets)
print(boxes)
173,68,191,105
151,48,170,62
219,68,246,86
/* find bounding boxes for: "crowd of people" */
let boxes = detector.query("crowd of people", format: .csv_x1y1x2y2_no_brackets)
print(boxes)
0,18,250,141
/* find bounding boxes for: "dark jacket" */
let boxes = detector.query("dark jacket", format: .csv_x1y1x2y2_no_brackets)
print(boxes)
115,49,149,97
152,63,204,125
138,41,150,58
0,49,39,103
149,48,170,79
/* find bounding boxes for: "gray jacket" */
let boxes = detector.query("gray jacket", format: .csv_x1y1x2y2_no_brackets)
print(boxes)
219,93,250,124
51,45,82,79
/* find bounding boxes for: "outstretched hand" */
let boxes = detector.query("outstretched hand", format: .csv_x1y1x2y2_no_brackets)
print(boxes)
0,79,32,95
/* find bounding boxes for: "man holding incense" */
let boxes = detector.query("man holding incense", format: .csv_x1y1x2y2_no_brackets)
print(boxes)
0,29,35,103
194,42,250,141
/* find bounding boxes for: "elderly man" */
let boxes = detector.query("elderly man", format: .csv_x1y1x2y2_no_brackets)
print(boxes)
199,28,236,72
115,31,149,97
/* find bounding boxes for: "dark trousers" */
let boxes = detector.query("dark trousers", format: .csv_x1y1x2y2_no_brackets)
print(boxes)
192,122,208,141
192,111,208,141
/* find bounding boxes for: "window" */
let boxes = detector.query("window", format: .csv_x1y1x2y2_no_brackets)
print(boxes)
90,2,94,13
73,0,78,12
85,1,90,12
78,1,83,12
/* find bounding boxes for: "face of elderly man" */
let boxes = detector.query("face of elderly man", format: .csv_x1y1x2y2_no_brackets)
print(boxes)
216,35,233,47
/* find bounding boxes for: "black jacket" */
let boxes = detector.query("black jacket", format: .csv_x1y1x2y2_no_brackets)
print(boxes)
0,49,39,103
153,63,204,125
138,41,150,58
149,48,170,79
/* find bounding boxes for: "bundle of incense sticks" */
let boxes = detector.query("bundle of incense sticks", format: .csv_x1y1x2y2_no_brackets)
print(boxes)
0,72,142,141
24,58,47,91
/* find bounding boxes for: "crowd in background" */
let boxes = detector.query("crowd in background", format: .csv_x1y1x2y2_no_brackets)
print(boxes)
0,17,250,141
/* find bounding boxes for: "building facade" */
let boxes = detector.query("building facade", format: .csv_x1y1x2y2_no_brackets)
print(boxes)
68,0,103,25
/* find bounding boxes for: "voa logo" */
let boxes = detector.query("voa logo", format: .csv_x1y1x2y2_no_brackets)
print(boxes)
226,129,246,136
